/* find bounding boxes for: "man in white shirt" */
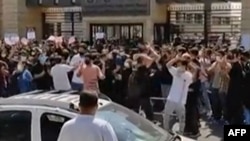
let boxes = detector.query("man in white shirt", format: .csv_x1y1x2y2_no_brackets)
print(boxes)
163,56,193,134
57,91,118,141
51,56,75,91
70,45,85,91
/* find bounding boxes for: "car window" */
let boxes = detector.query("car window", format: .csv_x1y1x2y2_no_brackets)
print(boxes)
0,111,32,141
97,103,169,141
40,113,70,141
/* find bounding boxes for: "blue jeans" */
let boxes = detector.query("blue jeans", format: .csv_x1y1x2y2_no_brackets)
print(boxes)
71,82,83,91
244,108,250,125
200,81,212,113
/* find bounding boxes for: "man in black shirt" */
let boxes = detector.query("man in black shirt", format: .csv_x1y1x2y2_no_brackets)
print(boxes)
30,55,51,90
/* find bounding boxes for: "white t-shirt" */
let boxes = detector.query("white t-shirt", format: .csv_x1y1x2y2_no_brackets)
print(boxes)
51,64,73,90
70,54,84,84
57,115,118,141
167,66,193,105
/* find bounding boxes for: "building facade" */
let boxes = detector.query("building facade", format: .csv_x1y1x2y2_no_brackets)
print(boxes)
0,0,243,44
168,2,241,41
0,0,168,42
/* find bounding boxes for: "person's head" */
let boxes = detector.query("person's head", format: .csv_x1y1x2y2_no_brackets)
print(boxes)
176,58,189,73
78,91,98,115
84,53,94,65
205,48,212,58
177,46,186,55
53,56,63,64
189,48,199,59
216,50,225,59
79,44,87,56
230,48,241,61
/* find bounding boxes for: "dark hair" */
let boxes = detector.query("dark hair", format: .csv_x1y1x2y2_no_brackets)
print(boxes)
190,48,199,56
179,59,189,67
79,91,98,108
217,50,225,56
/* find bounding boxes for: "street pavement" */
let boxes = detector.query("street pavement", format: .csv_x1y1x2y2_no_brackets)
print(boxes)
172,119,224,141
197,120,223,141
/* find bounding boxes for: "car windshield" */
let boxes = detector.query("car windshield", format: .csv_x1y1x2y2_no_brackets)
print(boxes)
96,103,170,141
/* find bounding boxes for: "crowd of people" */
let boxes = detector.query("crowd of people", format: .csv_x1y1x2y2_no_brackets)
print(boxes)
1,36,250,138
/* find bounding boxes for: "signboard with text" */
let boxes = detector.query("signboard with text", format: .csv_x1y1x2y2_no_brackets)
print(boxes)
82,0,150,16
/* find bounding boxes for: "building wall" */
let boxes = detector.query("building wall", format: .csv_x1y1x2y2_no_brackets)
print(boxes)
82,0,167,41
169,2,241,35
1,0,42,39
241,0,250,34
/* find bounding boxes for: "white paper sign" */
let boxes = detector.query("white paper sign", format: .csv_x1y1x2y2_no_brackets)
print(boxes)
68,36,75,44
47,35,56,41
241,34,250,50
95,32,105,39
27,28,36,40
4,33,19,45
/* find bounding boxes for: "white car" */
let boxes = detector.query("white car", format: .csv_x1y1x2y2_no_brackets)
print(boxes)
0,90,195,141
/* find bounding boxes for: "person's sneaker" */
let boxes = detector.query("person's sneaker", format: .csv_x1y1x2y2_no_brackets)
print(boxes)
189,132,201,138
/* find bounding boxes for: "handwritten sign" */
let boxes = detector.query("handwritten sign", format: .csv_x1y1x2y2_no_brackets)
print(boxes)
27,27,36,40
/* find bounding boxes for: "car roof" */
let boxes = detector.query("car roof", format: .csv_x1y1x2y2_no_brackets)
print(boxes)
0,90,111,111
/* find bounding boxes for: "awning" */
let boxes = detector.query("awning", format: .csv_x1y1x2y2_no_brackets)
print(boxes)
156,0,240,4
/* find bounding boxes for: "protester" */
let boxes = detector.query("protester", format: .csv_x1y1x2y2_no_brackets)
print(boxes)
77,53,105,93
70,44,85,91
57,91,118,141
163,53,193,134
50,56,75,91
0,35,249,138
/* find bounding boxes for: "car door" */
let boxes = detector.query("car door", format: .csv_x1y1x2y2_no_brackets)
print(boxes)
35,107,75,141
0,105,36,141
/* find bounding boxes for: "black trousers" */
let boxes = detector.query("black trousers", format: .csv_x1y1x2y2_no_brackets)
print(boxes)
126,97,154,121
226,96,244,124
184,92,199,134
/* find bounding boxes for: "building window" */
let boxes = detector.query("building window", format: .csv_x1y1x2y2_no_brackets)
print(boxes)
212,17,230,25
221,17,230,25
0,111,32,141
40,113,70,141
186,14,193,23
90,24,143,42
176,12,181,23
212,17,220,25
194,14,203,24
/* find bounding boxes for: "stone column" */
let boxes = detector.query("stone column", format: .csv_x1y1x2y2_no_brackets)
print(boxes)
1,0,19,35
241,0,250,34
1,0,42,39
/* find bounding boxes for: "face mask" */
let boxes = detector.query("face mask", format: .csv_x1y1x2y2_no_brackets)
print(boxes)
21,56,27,61
124,62,130,68
1,54,6,58
17,64,24,71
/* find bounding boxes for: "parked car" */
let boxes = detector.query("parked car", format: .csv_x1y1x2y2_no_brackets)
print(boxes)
0,90,195,141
